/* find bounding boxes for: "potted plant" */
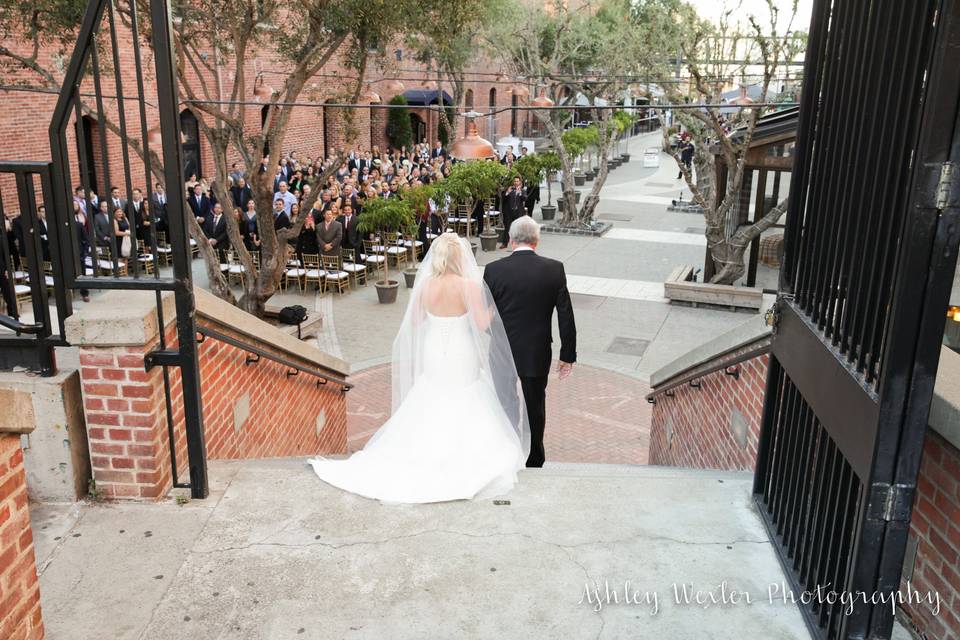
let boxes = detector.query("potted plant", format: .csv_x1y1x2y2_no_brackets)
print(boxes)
357,197,415,304
538,151,562,221
563,128,589,186
400,184,435,287
432,160,508,255
614,111,634,162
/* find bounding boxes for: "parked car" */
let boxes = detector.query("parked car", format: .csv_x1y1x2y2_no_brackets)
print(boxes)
643,147,661,168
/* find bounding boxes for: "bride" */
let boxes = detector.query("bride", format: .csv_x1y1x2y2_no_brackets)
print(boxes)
309,232,530,504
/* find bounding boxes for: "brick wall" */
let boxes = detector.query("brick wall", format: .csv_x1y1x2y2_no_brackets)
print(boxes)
73,293,348,500
79,335,174,500
900,428,960,640
163,317,348,484
0,434,44,640
649,346,769,471
0,21,521,207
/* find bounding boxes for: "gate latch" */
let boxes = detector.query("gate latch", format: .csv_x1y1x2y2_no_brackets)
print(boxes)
936,162,957,210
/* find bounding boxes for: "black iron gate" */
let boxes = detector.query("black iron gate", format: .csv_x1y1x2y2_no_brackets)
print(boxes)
0,0,208,497
754,0,960,639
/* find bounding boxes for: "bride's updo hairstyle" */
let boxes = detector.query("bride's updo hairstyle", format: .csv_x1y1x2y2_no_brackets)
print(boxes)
428,232,465,278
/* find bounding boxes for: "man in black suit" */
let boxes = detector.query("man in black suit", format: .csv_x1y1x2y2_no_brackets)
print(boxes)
272,198,291,230
231,177,253,212
500,176,526,249
204,202,229,261
152,183,169,235
337,202,362,264
187,184,210,224
431,140,446,160
483,215,576,468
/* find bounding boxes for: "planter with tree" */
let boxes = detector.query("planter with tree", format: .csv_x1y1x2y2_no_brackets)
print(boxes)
538,151,562,221
433,160,508,254
357,197,415,304
401,184,435,286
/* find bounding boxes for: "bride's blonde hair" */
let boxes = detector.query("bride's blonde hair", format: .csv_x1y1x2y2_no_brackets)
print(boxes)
428,232,465,278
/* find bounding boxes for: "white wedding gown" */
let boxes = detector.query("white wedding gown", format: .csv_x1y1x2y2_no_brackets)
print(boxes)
309,310,526,504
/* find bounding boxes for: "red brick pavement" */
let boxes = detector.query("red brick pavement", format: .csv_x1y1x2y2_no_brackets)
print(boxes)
346,362,651,464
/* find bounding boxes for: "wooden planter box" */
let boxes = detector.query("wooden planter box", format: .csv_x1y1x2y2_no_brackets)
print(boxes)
663,265,763,311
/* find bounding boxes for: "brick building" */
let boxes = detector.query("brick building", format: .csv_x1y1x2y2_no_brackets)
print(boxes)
0,21,529,202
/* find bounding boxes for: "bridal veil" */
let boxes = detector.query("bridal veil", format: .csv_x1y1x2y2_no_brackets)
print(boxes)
383,232,531,458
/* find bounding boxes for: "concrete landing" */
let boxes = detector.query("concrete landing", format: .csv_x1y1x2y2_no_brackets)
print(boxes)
34,459,811,639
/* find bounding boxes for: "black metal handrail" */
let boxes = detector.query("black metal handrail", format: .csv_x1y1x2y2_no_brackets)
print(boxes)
196,324,352,393
645,339,771,403
0,315,45,335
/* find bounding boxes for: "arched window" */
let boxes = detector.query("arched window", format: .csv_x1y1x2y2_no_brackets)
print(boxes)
74,115,99,194
179,109,201,179
260,105,272,157
488,88,497,141
464,89,475,134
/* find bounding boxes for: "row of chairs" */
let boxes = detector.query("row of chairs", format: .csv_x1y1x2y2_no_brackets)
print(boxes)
447,204,502,237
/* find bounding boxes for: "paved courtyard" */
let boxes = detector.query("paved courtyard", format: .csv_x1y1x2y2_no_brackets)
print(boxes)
256,132,773,464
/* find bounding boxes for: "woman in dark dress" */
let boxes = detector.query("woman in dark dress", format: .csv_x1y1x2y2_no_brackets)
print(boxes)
296,209,319,259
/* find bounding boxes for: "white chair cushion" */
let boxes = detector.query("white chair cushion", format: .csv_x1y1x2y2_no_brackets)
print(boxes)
326,271,349,281
285,268,307,277
228,265,245,274
304,269,326,278
14,284,30,295
342,263,366,273
365,255,385,264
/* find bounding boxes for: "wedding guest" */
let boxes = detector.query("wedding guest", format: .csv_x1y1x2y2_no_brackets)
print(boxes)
317,207,342,257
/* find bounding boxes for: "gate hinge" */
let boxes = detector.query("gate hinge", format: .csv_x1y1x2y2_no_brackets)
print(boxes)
936,161,957,210
869,483,915,523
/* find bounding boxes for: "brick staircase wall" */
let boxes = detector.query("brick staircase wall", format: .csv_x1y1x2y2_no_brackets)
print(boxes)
68,289,349,500
0,396,44,640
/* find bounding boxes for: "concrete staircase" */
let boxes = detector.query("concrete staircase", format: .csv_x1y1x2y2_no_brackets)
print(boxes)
33,458,812,640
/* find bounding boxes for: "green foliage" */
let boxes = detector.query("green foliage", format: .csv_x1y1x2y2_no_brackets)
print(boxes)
511,154,544,187
434,161,509,207
538,151,562,174
560,128,590,158
613,110,635,134
538,151,562,205
357,197,415,236
385,94,413,150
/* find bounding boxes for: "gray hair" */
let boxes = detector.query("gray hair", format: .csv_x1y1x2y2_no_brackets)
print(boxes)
509,216,541,246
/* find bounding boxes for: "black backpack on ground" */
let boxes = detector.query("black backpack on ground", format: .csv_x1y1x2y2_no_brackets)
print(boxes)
278,305,308,338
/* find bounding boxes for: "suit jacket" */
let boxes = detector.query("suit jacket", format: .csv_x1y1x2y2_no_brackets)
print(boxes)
187,193,210,220
93,212,114,246
205,213,229,248
336,213,361,248
483,250,576,377
230,185,253,211
273,211,291,231
316,220,342,256
431,147,446,160
107,197,127,214
502,187,527,218
152,194,169,233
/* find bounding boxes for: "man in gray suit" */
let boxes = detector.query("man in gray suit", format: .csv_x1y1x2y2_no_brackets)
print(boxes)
316,208,342,257
93,201,114,249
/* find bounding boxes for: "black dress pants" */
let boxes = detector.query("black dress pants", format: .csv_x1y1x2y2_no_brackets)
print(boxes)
520,375,549,467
